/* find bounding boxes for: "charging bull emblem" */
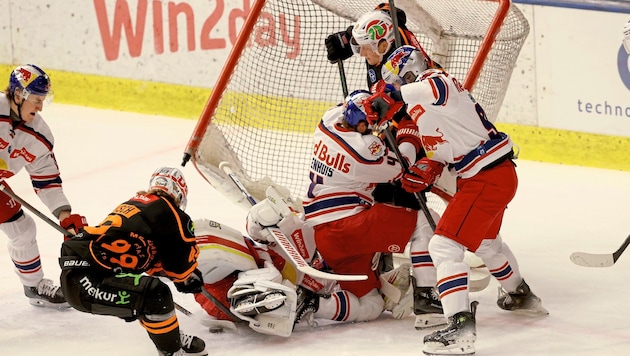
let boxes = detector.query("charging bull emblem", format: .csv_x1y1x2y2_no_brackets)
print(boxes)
422,128,448,152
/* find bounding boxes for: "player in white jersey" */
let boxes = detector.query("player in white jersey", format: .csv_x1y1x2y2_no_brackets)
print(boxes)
381,46,548,355
302,90,443,327
0,64,87,308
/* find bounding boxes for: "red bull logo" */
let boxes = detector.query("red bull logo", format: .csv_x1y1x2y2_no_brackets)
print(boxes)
422,128,448,152
16,67,37,87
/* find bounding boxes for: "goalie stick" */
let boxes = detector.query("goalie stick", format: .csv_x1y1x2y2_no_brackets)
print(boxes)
570,234,630,267
219,162,367,282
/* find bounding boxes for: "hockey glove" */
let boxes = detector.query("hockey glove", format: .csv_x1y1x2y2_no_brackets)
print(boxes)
60,213,88,239
364,80,405,132
401,158,445,193
325,26,354,62
175,268,204,294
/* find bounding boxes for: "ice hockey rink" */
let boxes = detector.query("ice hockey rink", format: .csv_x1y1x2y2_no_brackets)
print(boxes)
0,103,629,356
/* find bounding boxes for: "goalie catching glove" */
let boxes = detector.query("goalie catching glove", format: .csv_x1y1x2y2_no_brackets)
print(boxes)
401,157,445,193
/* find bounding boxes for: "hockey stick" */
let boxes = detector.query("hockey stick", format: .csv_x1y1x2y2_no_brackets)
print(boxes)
219,162,367,281
570,234,630,267
0,182,72,237
337,60,349,98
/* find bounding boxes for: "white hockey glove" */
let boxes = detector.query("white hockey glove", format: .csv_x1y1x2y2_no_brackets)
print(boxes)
624,16,630,54
246,199,283,243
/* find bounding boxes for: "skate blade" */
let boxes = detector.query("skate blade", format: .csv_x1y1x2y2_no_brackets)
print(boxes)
511,302,549,316
415,314,447,330
28,299,71,309
423,340,475,355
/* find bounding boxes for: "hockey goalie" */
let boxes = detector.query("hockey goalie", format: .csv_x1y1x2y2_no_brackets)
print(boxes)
192,185,491,337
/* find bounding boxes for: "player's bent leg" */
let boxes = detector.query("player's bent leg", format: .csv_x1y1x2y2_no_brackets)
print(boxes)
314,288,384,323
2,212,68,307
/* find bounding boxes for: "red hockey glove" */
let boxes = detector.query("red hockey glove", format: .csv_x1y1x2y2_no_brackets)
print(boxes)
401,158,445,193
364,80,405,132
60,213,88,239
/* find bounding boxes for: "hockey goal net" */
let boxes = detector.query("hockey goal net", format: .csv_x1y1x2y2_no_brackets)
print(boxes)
183,0,529,208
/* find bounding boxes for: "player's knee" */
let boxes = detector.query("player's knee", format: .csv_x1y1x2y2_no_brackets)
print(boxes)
356,289,385,321
142,279,175,315
428,234,465,267
474,237,503,261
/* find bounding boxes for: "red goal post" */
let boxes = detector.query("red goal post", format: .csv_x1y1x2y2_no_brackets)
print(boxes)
182,0,529,208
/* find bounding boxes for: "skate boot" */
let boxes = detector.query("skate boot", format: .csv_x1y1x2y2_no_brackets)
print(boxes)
157,331,207,356
413,280,446,329
497,279,549,315
24,278,70,308
423,301,478,356
294,287,320,328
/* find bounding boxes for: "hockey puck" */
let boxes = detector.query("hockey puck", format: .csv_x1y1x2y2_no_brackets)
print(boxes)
208,326,224,334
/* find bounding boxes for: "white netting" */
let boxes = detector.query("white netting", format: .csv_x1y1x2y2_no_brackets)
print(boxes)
191,0,529,201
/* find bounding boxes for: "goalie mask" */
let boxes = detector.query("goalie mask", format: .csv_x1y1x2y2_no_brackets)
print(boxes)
381,45,429,86
148,167,188,210
343,90,372,127
9,64,53,104
351,10,395,58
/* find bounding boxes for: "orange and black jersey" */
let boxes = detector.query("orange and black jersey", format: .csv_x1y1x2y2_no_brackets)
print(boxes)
70,193,199,283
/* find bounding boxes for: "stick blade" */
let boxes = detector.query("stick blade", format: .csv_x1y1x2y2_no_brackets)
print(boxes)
570,252,614,267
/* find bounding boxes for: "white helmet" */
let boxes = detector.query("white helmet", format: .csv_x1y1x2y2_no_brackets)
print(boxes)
351,10,395,57
148,167,188,210
382,45,429,85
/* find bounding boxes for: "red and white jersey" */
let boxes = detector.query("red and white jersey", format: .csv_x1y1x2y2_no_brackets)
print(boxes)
400,69,514,179
303,105,404,226
0,93,71,215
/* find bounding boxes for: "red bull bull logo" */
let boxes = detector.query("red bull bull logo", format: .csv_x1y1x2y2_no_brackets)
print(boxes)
422,128,448,152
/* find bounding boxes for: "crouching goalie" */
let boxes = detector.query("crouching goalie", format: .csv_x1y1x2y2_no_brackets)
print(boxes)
192,186,419,337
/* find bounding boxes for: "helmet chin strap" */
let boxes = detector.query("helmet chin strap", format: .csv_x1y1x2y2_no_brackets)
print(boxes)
12,91,25,122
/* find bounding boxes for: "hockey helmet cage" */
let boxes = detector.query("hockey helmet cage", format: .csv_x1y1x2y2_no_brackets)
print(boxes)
343,90,372,127
382,45,429,85
149,167,189,210
351,10,395,56
9,64,53,103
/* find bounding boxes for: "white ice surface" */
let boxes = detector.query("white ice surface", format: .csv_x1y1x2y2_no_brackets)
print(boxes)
1,104,629,355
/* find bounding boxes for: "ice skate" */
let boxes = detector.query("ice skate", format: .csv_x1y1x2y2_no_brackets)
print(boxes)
294,287,319,327
423,301,478,355
24,278,70,308
157,331,208,356
414,283,446,329
496,279,549,315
